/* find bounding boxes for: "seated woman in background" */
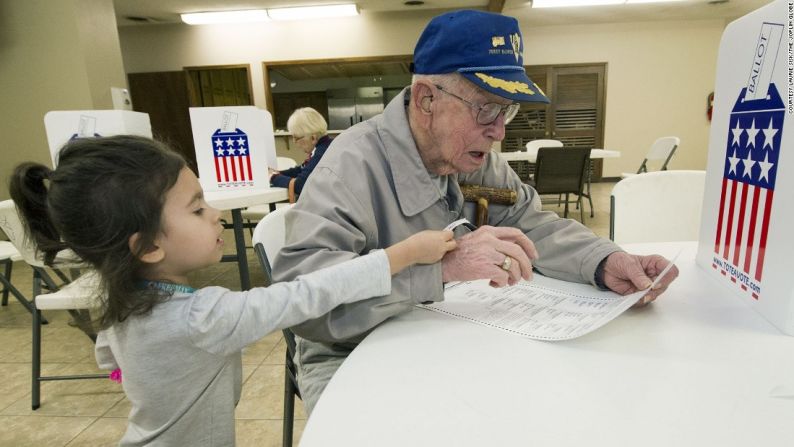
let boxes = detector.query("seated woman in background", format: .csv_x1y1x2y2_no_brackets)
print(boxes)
270,107,333,201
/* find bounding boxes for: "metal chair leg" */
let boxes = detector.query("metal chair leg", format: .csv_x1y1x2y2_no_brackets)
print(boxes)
30,269,49,325
1,260,11,306
282,364,295,447
32,305,42,410
586,169,595,218
563,193,570,218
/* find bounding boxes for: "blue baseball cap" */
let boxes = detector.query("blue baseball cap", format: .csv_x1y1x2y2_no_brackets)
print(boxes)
412,10,549,104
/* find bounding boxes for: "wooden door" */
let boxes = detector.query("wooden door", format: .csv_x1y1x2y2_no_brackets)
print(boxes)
185,66,253,107
550,65,606,181
504,63,606,181
128,71,197,171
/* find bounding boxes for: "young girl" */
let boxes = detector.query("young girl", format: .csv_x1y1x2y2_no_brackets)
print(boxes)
10,135,455,446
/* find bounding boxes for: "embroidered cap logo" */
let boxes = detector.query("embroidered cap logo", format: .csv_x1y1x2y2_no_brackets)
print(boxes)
510,33,521,62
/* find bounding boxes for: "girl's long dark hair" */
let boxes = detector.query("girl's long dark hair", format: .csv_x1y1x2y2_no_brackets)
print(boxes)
9,135,186,329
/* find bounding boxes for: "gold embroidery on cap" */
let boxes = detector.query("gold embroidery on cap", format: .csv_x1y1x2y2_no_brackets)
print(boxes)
491,36,505,47
474,73,534,95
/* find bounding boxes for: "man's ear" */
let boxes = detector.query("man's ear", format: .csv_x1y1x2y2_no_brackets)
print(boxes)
411,82,434,115
129,232,165,264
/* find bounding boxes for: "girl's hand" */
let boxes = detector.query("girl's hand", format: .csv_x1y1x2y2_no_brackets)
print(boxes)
385,230,456,275
405,230,457,264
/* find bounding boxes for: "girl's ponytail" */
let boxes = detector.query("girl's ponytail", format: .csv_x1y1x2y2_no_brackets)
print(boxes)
9,162,69,264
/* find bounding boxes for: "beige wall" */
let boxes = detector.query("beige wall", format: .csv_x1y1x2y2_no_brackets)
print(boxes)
0,0,127,200
118,11,433,110
119,13,726,178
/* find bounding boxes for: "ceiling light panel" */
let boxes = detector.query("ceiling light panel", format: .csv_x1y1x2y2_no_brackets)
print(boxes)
181,10,269,25
267,4,359,21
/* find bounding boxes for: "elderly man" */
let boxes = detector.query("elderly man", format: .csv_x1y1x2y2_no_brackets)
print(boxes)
274,10,678,414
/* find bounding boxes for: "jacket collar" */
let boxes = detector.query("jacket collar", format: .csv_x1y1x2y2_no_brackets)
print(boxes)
377,88,447,217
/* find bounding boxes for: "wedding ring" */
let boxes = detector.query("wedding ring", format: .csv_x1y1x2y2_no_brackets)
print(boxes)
500,256,512,271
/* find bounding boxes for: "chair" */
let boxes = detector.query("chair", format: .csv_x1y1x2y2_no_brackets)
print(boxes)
528,147,591,222
526,140,594,217
0,200,104,409
621,136,680,178
459,184,517,227
0,200,69,321
241,156,298,225
0,240,29,311
251,204,299,447
609,170,706,244
526,139,563,152
32,271,107,409
525,139,563,181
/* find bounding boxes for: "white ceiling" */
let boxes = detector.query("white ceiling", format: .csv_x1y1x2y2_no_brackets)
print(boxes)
113,0,773,27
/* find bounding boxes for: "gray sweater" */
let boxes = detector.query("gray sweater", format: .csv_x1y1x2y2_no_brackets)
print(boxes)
95,250,391,446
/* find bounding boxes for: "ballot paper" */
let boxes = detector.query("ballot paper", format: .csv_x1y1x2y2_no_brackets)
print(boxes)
419,255,678,341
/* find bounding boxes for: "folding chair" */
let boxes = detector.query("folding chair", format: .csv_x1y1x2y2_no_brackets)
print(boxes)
251,204,299,447
525,139,563,181
621,136,680,178
528,147,591,222
0,240,30,311
526,139,563,152
526,140,595,217
0,199,80,322
610,170,706,244
32,271,107,409
0,200,105,409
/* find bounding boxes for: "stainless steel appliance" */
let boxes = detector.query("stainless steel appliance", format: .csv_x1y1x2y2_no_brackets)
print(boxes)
327,87,384,130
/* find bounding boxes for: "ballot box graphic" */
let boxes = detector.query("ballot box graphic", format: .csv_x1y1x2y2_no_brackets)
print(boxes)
211,128,254,186
697,0,794,335
189,106,276,192
712,84,783,299
44,111,152,167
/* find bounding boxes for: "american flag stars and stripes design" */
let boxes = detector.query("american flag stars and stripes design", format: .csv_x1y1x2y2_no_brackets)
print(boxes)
712,84,784,300
211,128,254,187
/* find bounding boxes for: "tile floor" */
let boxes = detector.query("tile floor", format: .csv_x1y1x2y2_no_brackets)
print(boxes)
0,181,616,446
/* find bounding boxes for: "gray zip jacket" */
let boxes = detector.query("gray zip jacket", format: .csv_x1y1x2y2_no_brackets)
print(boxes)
274,88,620,346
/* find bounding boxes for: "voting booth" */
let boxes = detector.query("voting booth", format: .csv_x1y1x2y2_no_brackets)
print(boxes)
43,111,152,167
697,0,793,335
189,106,277,192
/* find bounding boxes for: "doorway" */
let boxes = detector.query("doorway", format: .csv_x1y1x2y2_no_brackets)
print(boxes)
127,65,253,171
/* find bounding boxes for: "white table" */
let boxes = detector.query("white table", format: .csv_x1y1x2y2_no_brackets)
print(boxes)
301,241,794,447
205,187,287,289
500,147,620,163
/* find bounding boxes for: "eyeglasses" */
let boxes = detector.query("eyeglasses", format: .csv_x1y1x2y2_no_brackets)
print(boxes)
434,84,520,126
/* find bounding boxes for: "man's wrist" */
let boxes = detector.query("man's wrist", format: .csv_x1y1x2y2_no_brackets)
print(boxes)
594,255,610,290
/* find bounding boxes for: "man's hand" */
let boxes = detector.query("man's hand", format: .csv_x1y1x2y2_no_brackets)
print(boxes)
441,226,538,287
601,252,679,307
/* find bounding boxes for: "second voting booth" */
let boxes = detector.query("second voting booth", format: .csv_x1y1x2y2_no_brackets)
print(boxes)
43,111,152,166
189,106,277,193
